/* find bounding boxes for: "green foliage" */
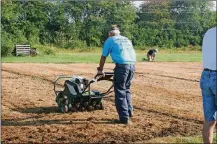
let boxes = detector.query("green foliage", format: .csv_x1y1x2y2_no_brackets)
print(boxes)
1,0,30,56
17,52,26,57
43,48,55,55
1,0,216,56
63,40,87,49
1,32,14,56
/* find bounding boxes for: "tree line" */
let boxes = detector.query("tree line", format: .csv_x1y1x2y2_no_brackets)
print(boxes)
1,0,216,56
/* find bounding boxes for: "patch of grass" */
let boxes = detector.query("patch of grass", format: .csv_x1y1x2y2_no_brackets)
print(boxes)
145,134,217,143
2,50,201,63
2,53,111,63
138,52,201,62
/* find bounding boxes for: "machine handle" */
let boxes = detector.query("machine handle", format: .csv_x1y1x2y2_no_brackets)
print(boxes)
89,85,114,99
94,72,114,81
81,72,114,94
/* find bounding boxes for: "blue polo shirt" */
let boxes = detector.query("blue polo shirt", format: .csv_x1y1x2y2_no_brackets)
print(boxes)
102,35,136,64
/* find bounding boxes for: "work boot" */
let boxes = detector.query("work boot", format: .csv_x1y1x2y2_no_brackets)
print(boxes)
114,119,129,125
129,111,133,117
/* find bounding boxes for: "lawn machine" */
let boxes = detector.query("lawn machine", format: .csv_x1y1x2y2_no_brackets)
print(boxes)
53,72,114,113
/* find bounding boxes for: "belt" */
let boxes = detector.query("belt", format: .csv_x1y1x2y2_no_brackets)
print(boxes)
204,68,217,72
116,63,134,66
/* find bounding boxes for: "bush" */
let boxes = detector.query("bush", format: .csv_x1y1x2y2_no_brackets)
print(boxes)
44,48,55,55
1,30,28,56
1,32,14,56
17,52,26,57
61,40,87,49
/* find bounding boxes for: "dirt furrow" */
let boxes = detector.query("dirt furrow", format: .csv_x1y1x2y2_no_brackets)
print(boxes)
1,63,204,143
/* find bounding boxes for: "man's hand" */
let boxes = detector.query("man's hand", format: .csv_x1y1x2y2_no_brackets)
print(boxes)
97,67,105,76
96,68,105,80
97,70,105,76
97,56,106,77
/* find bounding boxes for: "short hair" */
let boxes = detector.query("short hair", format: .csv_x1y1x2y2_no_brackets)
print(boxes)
109,24,120,35
111,24,119,30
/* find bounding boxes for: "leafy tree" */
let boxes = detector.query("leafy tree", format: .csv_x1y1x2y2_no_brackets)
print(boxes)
1,0,27,56
135,0,216,48
1,0,216,56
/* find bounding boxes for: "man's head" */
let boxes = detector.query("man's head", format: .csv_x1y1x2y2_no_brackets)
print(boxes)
108,24,120,37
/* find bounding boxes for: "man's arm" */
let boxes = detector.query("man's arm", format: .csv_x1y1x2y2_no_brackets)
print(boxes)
97,37,112,73
98,56,107,71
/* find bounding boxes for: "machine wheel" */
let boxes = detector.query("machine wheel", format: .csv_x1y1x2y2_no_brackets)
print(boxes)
56,92,63,103
59,98,69,113
79,105,85,111
63,96,69,105
71,107,76,112
71,102,77,112
75,103,80,109
94,105,99,110
60,104,69,113
92,101,97,107
87,105,93,111
99,103,104,110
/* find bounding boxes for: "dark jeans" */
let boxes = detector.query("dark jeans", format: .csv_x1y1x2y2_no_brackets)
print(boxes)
114,64,135,121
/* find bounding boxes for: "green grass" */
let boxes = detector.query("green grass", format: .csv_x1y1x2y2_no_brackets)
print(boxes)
2,51,201,63
138,51,201,62
2,53,109,63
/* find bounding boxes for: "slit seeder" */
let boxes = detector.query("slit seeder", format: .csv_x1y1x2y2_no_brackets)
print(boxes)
54,72,114,113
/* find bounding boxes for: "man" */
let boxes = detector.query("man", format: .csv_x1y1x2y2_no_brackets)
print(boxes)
97,25,136,124
147,48,158,62
200,26,216,144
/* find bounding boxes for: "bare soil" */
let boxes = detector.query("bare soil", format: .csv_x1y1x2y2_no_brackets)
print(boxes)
1,62,206,143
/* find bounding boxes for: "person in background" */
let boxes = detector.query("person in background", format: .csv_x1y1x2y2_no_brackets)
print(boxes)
97,25,136,125
200,26,216,144
147,48,158,62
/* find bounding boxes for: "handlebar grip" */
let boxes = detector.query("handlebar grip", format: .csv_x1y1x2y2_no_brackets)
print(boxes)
94,72,114,81
94,72,114,79
104,72,114,76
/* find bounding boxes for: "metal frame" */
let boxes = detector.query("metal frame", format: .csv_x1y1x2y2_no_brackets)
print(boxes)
53,72,114,98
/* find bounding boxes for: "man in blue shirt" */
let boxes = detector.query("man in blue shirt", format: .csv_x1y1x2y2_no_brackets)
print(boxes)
97,25,136,124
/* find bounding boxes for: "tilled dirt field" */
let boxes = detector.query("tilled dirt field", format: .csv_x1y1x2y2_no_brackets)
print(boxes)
1,62,207,143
